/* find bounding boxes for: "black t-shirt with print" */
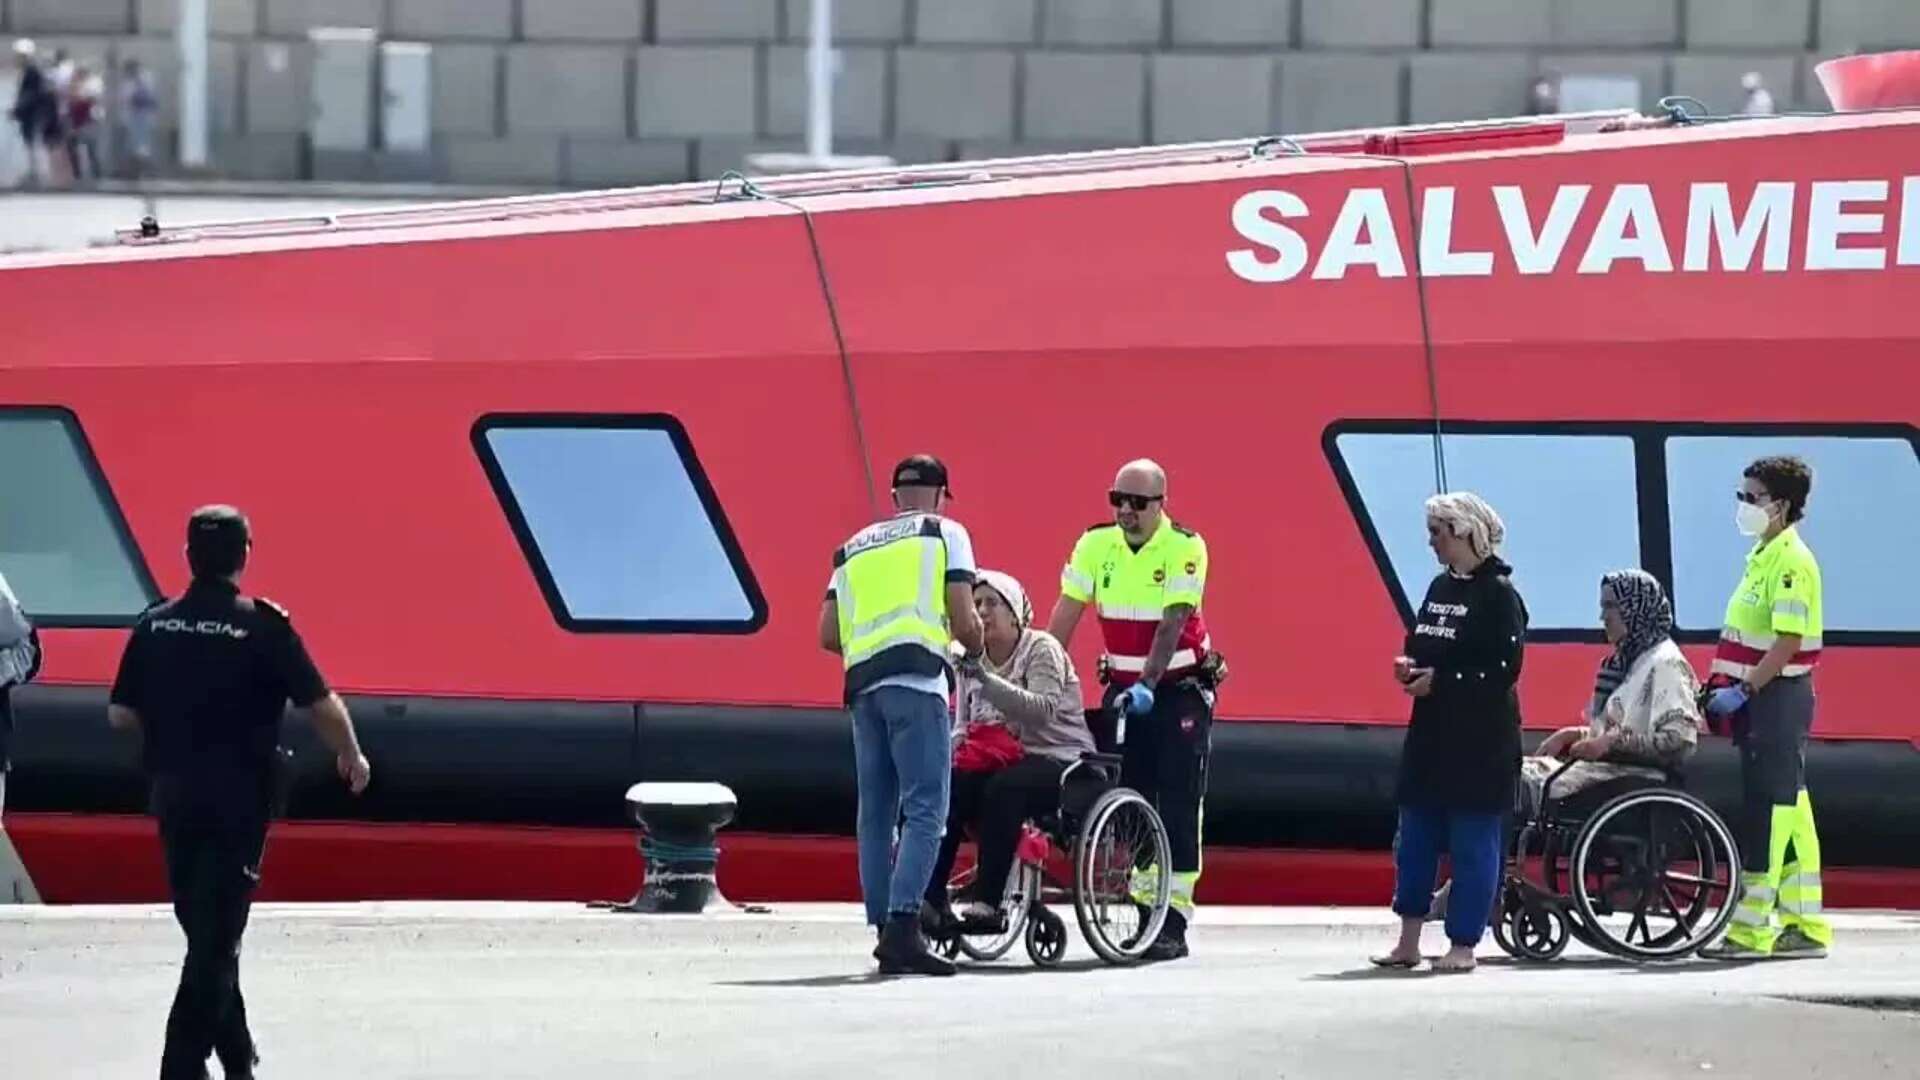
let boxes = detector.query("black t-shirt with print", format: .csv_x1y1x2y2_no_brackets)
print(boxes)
1395,556,1529,813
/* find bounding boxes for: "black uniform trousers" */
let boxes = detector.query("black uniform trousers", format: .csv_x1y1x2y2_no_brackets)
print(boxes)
1734,674,1816,875
154,778,269,1080
925,755,1070,908
1108,678,1214,921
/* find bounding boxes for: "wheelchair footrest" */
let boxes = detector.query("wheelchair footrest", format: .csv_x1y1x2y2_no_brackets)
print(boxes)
952,912,1009,936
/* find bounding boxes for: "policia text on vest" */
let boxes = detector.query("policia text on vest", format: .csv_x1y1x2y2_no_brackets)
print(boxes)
819,455,984,977
107,505,373,1079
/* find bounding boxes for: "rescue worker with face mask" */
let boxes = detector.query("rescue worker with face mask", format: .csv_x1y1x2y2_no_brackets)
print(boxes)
1699,455,1832,961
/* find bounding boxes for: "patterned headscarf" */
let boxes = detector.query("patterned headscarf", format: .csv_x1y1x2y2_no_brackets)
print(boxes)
1590,569,1675,719
974,568,1032,629
1424,491,1507,561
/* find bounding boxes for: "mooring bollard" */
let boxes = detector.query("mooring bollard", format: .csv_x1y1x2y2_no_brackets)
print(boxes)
608,782,739,913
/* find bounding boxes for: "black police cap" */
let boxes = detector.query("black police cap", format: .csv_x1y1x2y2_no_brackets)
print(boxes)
891,454,952,495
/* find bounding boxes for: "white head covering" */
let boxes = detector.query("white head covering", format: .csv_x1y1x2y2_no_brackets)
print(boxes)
1424,491,1507,561
974,568,1032,629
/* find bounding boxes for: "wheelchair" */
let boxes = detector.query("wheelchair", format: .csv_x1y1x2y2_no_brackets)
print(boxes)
926,709,1175,967
1493,758,1742,963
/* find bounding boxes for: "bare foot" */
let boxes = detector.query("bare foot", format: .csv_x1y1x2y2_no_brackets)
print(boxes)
1432,945,1477,972
1369,946,1422,968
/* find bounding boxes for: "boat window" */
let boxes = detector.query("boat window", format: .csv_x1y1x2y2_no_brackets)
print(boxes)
0,408,159,627
1328,429,1639,637
1666,434,1920,636
472,415,766,633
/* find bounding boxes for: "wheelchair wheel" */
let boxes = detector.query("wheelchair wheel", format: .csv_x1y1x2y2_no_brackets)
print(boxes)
1490,881,1524,959
1503,898,1571,962
955,861,1036,963
1071,786,1172,965
1570,788,1740,961
1025,905,1068,967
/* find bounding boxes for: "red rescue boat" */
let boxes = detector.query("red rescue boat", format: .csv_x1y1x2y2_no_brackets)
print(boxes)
3,69,1918,906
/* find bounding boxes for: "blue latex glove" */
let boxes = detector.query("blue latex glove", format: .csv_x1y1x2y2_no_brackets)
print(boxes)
1705,684,1750,719
1120,682,1155,717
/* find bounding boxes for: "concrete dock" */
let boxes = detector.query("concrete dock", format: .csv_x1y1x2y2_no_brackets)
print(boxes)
2,903,1916,1078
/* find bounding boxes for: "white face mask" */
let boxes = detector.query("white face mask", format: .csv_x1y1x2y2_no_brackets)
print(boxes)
1736,500,1774,537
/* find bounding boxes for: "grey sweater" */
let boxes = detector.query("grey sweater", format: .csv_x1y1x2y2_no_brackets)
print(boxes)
957,629,1094,762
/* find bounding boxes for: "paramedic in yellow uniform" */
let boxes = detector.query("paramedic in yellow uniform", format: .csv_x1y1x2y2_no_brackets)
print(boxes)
1699,455,1832,960
1047,458,1221,962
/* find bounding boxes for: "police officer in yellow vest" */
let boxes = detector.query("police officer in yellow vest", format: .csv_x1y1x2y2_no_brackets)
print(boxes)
1047,458,1220,961
820,454,984,976
1700,455,1833,960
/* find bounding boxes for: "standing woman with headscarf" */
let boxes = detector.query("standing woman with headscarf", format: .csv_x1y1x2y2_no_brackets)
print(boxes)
1520,570,1702,811
1373,492,1528,973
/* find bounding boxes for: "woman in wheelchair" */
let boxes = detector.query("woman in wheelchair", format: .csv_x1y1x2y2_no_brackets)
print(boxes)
924,569,1095,932
1428,572,1704,918
1519,570,1704,816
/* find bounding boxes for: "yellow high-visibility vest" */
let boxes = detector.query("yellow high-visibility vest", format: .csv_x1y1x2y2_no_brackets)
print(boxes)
833,513,953,701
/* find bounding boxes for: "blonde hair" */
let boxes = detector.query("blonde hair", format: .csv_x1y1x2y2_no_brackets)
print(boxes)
1424,491,1506,560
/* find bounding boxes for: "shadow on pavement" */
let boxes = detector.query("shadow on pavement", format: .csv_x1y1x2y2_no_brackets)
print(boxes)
718,972,905,989
718,957,1113,987
950,958,1111,975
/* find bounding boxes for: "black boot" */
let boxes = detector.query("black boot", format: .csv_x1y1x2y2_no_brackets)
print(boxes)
1143,909,1190,962
874,913,956,976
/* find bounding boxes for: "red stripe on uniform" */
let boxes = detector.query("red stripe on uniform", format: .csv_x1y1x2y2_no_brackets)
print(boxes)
1098,620,1158,656
1713,640,1823,666
1099,613,1212,661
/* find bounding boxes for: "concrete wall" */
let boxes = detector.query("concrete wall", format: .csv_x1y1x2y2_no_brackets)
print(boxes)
0,0,1874,187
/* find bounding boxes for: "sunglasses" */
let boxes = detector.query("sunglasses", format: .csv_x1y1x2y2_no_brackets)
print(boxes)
1108,491,1163,511
1734,490,1773,505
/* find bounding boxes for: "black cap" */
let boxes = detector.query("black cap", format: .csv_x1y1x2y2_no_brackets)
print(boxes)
891,454,952,495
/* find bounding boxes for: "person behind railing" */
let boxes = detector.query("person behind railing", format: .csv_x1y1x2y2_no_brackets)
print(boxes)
1521,570,1703,814
925,569,1093,932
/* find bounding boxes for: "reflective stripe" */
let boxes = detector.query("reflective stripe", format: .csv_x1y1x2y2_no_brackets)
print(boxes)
1169,871,1197,915
1164,574,1201,595
1779,870,1824,916
1107,649,1199,673
1719,625,1823,652
1709,657,1755,681
1710,658,1816,680
1131,866,1198,915
1731,905,1771,927
1062,565,1094,596
844,603,947,661
1096,602,1165,622
1773,599,1810,620
1741,885,1776,905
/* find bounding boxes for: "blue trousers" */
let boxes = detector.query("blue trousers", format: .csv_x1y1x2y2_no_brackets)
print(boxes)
1391,804,1502,948
851,686,952,927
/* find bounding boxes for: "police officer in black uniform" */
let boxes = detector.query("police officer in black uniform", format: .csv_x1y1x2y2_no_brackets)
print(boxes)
108,505,370,1080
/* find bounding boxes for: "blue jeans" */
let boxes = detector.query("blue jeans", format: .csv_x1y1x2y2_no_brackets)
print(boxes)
1392,804,1502,947
851,686,952,927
